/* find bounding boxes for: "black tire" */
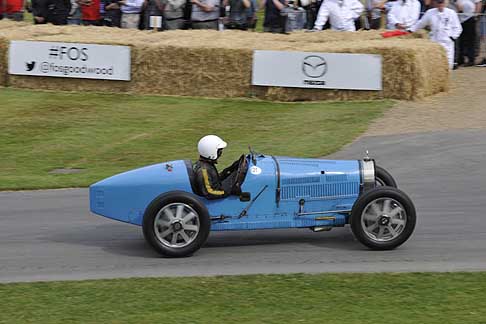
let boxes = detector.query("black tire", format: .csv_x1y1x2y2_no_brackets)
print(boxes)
350,187,416,250
375,165,397,188
142,191,210,257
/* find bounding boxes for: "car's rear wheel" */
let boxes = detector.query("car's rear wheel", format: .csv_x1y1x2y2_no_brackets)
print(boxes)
375,165,397,188
350,187,416,250
143,191,210,257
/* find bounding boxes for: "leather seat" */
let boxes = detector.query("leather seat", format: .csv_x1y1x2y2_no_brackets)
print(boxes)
184,160,202,196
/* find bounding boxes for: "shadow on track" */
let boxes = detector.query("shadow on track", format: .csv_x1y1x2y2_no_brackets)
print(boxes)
44,223,363,258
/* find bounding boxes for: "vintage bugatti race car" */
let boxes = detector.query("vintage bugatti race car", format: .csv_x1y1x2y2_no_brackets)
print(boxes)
90,150,416,257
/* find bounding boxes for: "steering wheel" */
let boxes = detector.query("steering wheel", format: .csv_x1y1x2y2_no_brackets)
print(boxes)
233,154,248,193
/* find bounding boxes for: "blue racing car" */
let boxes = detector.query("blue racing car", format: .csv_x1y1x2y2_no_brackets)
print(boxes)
90,150,416,257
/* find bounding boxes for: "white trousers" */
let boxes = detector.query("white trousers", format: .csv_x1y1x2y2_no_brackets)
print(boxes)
436,40,454,70
121,13,140,29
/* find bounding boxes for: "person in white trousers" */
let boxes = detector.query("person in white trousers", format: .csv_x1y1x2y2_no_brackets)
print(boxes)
409,0,462,70
312,0,364,31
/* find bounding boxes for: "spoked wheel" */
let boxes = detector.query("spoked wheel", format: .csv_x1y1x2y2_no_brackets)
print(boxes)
154,203,200,249
361,198,406,242
143,191,210,257
375,165,397,188
351,187,416,250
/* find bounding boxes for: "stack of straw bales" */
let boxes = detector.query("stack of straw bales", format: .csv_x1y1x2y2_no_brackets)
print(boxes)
0,21,448,101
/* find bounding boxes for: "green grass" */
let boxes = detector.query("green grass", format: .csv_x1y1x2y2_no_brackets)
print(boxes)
0,88,391,190
1,272,486,324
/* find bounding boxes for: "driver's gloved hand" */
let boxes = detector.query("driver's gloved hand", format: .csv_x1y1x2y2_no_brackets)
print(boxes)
220,160,240,179
231,186,242,196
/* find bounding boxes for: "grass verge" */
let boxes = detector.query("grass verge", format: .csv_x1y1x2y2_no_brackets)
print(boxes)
0,88,391,190
1,272,486,324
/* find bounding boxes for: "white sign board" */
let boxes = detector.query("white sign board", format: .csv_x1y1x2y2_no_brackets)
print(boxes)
252,50,382,91
8,40,131,81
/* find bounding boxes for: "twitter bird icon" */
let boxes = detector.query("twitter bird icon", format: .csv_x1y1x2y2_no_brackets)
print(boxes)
25,61,36,72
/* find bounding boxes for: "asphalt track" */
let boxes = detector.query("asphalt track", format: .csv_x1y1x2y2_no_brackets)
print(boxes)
1,129,486,283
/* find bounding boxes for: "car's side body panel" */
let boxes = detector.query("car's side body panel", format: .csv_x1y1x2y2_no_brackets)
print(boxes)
90,160,192,225
89,155,362,230
209,156,360,230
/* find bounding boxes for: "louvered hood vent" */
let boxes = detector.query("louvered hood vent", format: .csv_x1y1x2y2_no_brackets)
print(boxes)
276,157,360,201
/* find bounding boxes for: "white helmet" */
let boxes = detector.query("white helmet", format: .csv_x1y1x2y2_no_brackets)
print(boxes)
197,135,227,160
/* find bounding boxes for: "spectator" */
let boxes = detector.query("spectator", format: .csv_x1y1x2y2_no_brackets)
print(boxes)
102,0,122,26
143,0,164,30
313,0,364,31
301,0,322,29
119,0,144,28
246,0,257,29
68,0,82,24
262,0,288,33
79,0,101,25
387,0,420,30
32,0,71,24
282,0,307,31
477,0,486,65
456,0,481,65
190,0,219,29
223,0,251,29
0,0,26,21
419,0,432,14
32,0,48,23
162,0,185,29
365,0,387,29
410,0,462,69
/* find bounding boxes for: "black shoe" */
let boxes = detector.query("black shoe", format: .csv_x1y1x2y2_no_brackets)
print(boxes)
476,59,486,67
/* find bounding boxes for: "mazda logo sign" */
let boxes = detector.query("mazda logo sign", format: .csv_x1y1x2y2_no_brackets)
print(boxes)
302,55,327,78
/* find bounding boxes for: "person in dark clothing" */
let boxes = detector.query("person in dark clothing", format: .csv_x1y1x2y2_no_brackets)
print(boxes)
32,0,71,24
143,0,164,30
223,0,251,30
262,0,288,33
456,0,481,66
193,135,240,200
103,0,122,26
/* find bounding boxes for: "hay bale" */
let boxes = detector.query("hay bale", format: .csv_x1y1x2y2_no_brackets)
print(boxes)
0,21,448,101
0,36,8,87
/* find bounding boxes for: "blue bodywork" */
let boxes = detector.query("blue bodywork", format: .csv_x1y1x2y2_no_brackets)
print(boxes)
90,155,362,231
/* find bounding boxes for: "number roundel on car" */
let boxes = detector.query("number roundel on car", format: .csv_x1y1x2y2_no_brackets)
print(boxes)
250,166,262,175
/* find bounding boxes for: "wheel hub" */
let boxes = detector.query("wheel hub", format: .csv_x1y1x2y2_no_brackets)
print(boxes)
172,221,183,232
378,215,391,226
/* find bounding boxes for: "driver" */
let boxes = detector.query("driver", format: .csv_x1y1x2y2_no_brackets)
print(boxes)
193,135,241,200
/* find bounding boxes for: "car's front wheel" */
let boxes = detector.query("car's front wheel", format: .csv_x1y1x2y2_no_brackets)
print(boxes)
375,165,397,187
142,191,210,257
350,187,416,250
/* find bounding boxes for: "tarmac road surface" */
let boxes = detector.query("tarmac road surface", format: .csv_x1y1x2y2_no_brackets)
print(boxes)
1,129,486,283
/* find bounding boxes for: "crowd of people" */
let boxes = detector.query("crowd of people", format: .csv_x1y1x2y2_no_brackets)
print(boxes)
1,0,485,66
